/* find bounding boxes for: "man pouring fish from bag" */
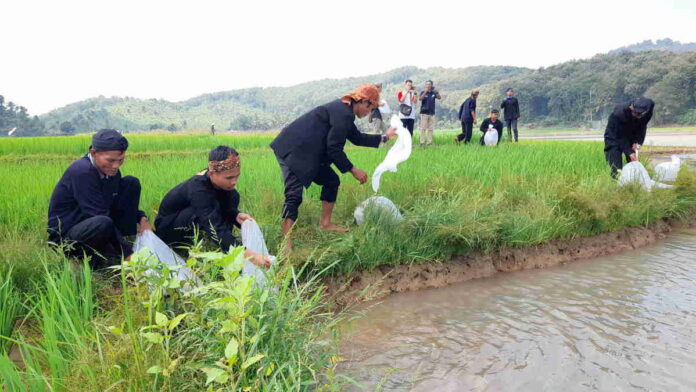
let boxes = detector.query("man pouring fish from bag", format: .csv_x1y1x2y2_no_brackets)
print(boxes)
270,84,398,252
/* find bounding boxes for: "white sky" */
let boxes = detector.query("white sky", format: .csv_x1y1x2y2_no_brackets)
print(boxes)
2,0,695,114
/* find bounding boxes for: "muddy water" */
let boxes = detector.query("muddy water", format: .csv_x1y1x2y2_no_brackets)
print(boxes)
340,231,696,391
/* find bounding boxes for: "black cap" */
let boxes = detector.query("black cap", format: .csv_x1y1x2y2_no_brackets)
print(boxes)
90,129,129,152
631,98,653,114
491,109,500,114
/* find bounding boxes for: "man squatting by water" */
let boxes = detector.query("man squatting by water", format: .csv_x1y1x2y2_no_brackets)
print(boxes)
155,146,272,268
47,129,152,268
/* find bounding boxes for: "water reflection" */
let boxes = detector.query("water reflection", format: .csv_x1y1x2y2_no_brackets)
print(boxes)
340,231,696,391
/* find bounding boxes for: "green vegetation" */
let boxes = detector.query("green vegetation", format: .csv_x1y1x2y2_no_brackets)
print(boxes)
1,133,696,390
34,49,696,134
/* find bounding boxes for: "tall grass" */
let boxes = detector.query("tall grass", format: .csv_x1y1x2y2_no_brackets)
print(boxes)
0,268,20,353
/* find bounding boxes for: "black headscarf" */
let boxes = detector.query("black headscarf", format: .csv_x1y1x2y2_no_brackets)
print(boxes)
90,129,129,152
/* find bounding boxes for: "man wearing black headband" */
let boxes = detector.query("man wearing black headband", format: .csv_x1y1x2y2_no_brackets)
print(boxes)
47,129,151,267
604,97,655,177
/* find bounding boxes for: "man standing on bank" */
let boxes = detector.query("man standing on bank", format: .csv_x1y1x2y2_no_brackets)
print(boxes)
47,129,152,267
155,146,272,268
455,90,479,144
500,88,520,142
604,97,655,177
270,84,397,251
418,80,441,147
397,79,418,136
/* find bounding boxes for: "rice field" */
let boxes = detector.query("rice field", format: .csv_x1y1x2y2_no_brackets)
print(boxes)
1,132,695,390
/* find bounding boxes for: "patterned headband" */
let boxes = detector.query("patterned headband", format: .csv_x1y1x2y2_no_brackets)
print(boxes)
208,154,240,173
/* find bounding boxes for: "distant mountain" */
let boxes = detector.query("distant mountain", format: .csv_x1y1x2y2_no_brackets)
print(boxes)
608,38,696,54
39,40,696,134
40,65,531,133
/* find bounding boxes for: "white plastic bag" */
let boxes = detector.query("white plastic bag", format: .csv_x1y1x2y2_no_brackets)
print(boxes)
133,230,193,283
240,220,275,287
372,115,412,192
618,162,673,191
378,100,391,116
483,125,498,146
654,155,680,182
354,196,403,225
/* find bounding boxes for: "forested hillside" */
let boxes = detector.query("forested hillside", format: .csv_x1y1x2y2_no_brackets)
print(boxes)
2,40,694,136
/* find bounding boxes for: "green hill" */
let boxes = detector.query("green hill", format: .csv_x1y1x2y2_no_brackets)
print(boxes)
38,48,696,134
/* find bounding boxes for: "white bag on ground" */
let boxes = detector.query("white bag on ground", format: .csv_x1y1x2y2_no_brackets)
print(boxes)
133,230,193,282
618,162,673,191
372,115,412,192
240,220,275,287
654,155,680,182
354,196,403,225
483,125,498,146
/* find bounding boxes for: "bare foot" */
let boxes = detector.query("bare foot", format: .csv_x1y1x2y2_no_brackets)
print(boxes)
280,240,294,257
320,223,349,232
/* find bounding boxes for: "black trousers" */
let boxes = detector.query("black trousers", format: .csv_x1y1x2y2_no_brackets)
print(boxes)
277,155,340,221
605,142,633,178
156,206,221,250
457,119,474,143
400,119,415,136
62,176,141,267
506,118,518,142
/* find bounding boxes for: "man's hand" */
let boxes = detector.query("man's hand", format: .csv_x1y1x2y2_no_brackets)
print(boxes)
245,250,273,269
632,143,640,152
236,213,253,225
351,167,368,184
629,153,638,162
138,216,153,234
385,127,398,139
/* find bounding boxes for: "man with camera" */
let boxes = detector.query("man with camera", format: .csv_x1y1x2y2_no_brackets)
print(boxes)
397,79,418,136
419,80,441,147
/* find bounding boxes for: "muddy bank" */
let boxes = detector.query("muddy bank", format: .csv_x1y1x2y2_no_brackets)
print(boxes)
325,220,694,307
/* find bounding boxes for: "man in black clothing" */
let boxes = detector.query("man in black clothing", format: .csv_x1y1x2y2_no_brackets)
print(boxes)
47,129,152,267
500,88,520,142
604,97,655,177
155,146,271,267
479,109,504,146
455,90,479,144
270,84,396,251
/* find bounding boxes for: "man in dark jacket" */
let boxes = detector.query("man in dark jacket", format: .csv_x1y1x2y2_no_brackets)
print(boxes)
604,98,655,177
479,109,504,145
500,88,520,142
270,84,396,251
455,90,479,144
155,146,271,268
47,129,152,267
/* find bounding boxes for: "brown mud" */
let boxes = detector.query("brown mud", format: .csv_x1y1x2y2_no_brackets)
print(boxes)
325,220,695,308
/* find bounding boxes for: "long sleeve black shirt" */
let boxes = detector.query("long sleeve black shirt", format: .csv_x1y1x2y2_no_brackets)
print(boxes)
500,97,520,120
47,155,145,241
604,100,654,155
480,118,504,134
270,99,382,187
155,173,241,251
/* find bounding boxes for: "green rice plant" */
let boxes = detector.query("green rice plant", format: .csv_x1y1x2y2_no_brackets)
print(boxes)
0,268,20,353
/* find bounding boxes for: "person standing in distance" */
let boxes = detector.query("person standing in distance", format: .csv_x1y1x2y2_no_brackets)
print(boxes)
500,88,520,142
418,80,441,147
397,79,418,136
455,90,479,144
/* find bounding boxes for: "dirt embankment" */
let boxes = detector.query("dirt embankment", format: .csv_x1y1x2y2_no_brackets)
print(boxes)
325,220,693,307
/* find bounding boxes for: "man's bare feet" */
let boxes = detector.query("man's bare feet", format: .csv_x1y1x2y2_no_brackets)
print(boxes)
319,223,349,232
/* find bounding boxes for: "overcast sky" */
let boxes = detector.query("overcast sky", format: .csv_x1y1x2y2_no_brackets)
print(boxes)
2,0,695,114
